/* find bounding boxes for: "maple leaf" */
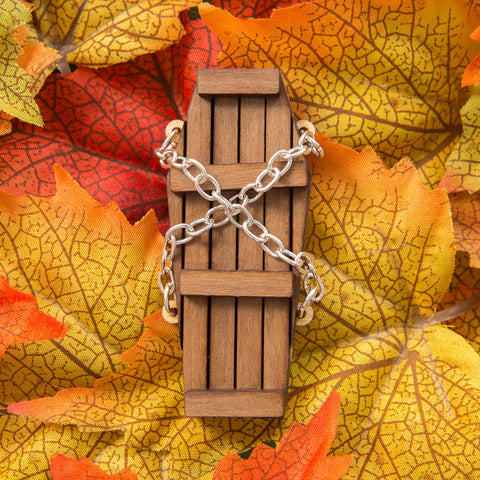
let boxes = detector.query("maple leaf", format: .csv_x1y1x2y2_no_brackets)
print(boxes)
50,454,138,480
0,274,65,355
463,25,480,86
0,8,221,231
0,164,164,406
199,0,480,189
439,90,480,193
440,251,480,355
0,0,43,128
11,137,480,480
0,166,165,480
212,391,353,480
446,190,480,268
28,0,201,70
9,311,184,448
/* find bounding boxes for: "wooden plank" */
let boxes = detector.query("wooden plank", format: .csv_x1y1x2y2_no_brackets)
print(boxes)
197,69,280,96
185,390,285,417
236,96,265,390
263,88,292,391
179,270,293,297
166,128,185,334
182,90,211,392
290,116,312,343
210,97,238,390
169,161,309,192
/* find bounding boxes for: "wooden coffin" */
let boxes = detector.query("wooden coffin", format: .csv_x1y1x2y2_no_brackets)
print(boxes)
167,68,311,417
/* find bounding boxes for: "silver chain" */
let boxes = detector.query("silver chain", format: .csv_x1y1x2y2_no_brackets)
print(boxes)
156,124,325,319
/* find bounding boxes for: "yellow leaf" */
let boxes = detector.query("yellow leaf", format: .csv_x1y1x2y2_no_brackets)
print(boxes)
0,0,43,127
10,312,183,447
0,165,165,479
199,0,480,189
0,164,164,405
447,190,480,267
29,0,202,68
440,251,480,354
440,89,480,193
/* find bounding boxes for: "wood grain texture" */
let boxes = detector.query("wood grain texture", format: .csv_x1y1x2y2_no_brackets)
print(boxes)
182,90,211,392
169,162,309,192
197,68,280,96
263,87,292,391
236,96,265,390
210,97,238,390
179,270,294,297
185,390,285,417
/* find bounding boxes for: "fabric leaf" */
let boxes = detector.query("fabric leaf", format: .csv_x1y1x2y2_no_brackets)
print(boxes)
199,0,480,189
9,311,184,449
29,0,202,69
447,190,480,267
0,8,219,231
439,90,480,193
0,275,65,355
0,164,163,406
212,391,353,480
50,454,138,480
0,0,43,127
440,251,480,355
463,25,480,86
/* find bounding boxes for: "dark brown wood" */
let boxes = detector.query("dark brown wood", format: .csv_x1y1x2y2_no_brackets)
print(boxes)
197,69,280,96
263,88,292,392
236,96,265,390
210,97,237,390
169,162,309,192
185,390,285,417
182,91,211,393
179,270,294,297
167,68,312,417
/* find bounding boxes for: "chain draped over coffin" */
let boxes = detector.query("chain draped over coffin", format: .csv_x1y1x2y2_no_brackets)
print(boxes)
157,68,324,417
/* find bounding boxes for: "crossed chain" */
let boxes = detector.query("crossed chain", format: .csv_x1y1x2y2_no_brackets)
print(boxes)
156,122,325,321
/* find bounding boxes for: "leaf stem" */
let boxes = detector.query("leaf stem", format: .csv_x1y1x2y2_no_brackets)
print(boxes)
429,292,480,325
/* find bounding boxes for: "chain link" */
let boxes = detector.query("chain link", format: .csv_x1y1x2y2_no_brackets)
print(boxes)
156,123,325,317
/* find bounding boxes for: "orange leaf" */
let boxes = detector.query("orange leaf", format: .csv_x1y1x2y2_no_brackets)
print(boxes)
199,0,480,189
212,392,353,480
0,275,65,355
463,25,480,86
449,191,480,267
50,454,138,480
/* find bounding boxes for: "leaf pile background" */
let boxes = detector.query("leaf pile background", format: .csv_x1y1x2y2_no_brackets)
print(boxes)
1,0,480,479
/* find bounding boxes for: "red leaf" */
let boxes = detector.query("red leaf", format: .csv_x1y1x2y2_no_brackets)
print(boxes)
50,454,138,480
0,11,219,233
212,391,353,480
0,275,65,355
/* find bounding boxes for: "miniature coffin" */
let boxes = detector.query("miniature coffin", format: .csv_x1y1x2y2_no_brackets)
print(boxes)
167,68,311,417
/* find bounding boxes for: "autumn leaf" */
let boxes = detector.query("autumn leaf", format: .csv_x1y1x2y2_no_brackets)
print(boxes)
28,0,201,70
446,190,480,268
0,417,115,480
439,89,480,193
212,391,352,480
0,274,65,355
463,25,480,86
440,251,480,355
0,164,164,405
199,0,480,189
0,0,43,128
50,454,138,480
0,166,165,479
9,311,184,449
0,8,221,231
